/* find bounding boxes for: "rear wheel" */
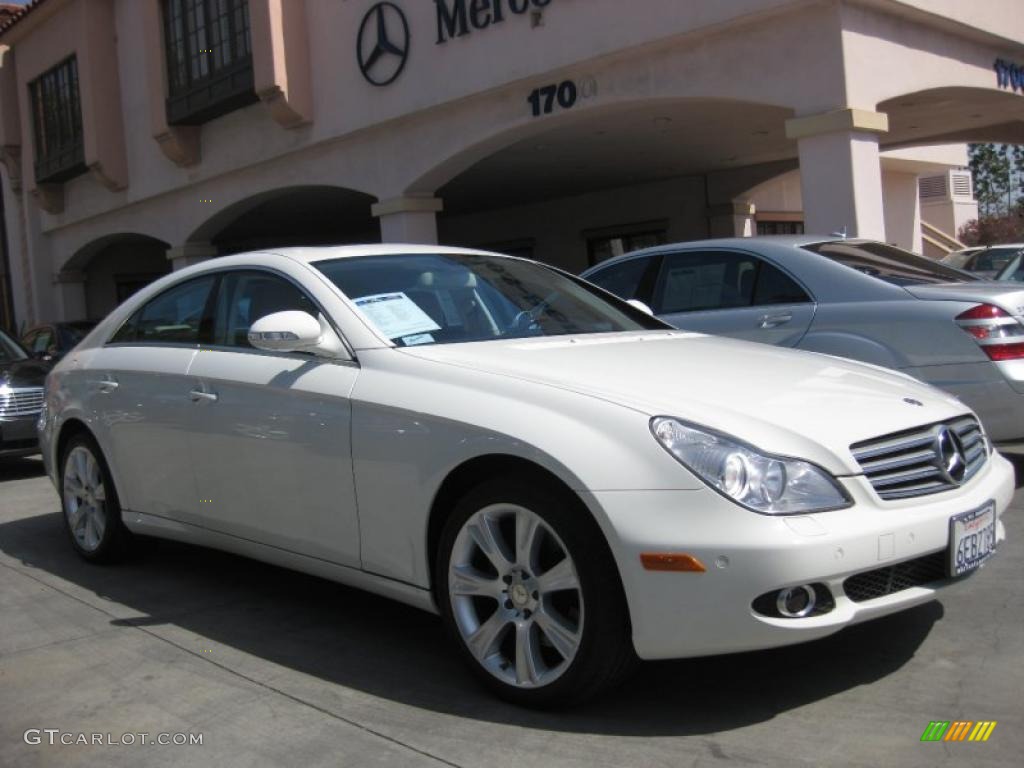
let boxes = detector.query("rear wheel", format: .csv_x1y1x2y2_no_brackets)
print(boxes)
436,476,635,706
60,433,132,562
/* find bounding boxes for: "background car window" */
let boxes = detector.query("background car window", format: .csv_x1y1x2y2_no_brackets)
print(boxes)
29,329,54,356
114,276,215,344
753,263,810,305
804,240,976,285
967,247,1022,273
213,271,319,348
586,256,660,303
654,251,758,313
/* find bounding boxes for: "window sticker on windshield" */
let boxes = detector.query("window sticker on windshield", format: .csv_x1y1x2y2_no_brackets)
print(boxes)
402,333,435,346
353,292,441,339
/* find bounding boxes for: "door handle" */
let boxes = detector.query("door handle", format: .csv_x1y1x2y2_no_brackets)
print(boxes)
93,376,118,393
759,312,793,329
189,389,218,403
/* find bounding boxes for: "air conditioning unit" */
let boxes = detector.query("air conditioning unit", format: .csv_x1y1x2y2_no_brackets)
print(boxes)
919,170,974,203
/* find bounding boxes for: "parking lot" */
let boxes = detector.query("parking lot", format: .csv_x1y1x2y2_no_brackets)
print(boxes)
1,455,1021,768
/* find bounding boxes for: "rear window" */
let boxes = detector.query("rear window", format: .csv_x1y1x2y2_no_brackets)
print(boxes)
803,241,977,286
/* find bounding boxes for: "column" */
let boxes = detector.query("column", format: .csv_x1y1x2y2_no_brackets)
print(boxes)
706,202,756,238
786,108,888,240
881,170,922,253
371,196,443,244
166,241,217,271
52,270,87,321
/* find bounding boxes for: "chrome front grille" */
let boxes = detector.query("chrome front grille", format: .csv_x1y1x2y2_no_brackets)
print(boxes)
851,417,987,500
0,387,44,418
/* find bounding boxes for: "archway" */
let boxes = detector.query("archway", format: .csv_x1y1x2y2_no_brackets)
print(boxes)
407,98,799,272
62,234,171,321
186,186,379,255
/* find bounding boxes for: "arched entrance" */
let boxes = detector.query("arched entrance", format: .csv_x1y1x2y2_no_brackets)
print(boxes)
61,234,172,321
186,185,380,256
407,98,799,272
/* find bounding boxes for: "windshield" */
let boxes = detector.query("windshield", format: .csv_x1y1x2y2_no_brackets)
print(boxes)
0,329,29,362
315,252,667,346
59,323,94,349
803,240,978,286
995,254,1024,282
967,246,1023,274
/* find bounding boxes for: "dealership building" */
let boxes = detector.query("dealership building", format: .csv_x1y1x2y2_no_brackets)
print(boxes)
0,0,1022,330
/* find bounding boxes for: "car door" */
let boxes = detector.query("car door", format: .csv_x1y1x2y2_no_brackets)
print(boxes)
183,269,361,567
86,275,216,518
651,249,815,346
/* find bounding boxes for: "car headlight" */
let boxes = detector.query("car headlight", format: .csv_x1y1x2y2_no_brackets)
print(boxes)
650,417,851,514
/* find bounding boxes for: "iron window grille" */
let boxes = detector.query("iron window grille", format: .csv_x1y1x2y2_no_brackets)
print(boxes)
163,0,257,125
29,56,86,184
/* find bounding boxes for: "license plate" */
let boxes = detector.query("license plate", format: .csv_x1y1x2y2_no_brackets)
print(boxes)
949,502,997,577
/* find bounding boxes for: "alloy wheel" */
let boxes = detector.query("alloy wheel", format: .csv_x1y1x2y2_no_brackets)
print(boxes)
448,503,584,689
63,445,108,553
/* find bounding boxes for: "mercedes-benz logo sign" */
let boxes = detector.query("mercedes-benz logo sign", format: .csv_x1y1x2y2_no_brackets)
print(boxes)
357,2,409,87
935,426,967,484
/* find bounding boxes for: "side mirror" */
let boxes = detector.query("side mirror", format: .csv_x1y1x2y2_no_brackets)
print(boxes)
247,311,352,360
626,299,655,316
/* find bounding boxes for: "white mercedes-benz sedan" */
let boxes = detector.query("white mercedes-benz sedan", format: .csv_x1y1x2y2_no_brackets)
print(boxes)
39,245,1012,706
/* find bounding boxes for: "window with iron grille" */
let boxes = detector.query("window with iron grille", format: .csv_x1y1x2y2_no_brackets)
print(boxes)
29,57,86,184
163,0,257,125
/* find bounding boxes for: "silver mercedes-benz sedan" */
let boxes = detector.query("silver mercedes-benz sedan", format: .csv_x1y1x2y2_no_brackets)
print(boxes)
583,237,1024,446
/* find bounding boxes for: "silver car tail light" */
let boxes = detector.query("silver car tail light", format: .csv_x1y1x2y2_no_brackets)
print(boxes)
851,417,988,500
955,303,1024,361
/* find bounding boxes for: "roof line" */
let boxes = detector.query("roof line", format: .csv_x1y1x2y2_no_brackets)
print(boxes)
0,1,47,38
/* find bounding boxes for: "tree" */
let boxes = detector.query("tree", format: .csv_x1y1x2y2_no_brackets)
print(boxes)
969,143,1012,216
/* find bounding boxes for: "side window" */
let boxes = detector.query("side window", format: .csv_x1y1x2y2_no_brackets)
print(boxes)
213,271,319,349
753,263,810,305
111,276,216,345
587,256,660,303
653,251,758,314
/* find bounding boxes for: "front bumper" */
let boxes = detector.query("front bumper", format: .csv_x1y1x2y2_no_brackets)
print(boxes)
585,451,1014,661
0,414,41,458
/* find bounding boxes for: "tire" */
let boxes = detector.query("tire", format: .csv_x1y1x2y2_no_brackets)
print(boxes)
60,433,132,563
436,474,636,707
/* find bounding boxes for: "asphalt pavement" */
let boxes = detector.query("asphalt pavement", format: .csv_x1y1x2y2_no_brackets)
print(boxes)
1,455,1021,767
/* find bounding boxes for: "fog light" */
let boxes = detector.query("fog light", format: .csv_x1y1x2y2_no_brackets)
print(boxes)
776,584,816,618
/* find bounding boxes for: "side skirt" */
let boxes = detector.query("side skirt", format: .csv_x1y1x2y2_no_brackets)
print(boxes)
124,510,439,615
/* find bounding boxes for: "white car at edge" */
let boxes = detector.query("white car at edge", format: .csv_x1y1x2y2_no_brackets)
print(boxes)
39,245,1012,706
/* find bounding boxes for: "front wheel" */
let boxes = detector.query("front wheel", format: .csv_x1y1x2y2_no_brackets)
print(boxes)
60,433,132,562
436,476,635,706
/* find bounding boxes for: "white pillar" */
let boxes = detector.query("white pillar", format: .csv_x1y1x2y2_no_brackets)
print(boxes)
166,241,217,271
52,270,87,321
881,170,923,253
786,108,888,240
371,196,443,244
707,202,756,238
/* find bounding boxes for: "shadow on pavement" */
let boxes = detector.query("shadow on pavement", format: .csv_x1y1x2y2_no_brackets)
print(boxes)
0,508,941,736
0,456,46,482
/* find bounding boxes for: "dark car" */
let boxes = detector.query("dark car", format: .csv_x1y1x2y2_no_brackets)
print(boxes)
21,321,96,362
1,328,49,458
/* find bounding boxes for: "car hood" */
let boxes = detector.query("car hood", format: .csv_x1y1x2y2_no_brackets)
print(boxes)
401,331,971,475
0,358,49,388
904,282,1024,315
